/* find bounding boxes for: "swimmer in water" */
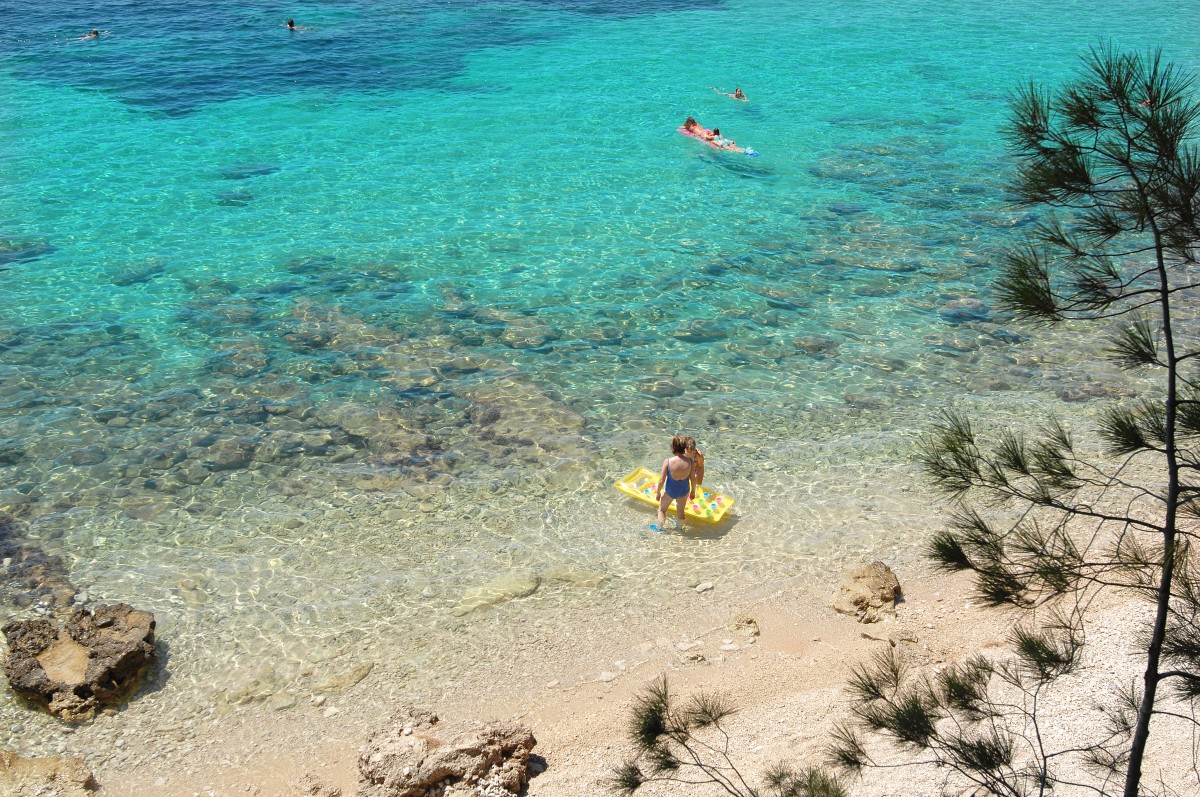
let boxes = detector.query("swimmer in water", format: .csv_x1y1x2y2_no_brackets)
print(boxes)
75,29,108,40
712,86,748,102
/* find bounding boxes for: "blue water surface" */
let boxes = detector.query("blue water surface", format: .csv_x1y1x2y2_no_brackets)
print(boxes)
2,0,1200,755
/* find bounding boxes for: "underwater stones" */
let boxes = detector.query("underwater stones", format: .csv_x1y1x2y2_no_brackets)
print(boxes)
458,375,590,463
208,345,271,378
219,163,279,180
583,327,625,346
357,708,537,797
544,567,606,589
216,189,253,207
842,392,888,410
987,326,1026,345
220,661,288,705
200,300,263,329
181,275,241,299
285,255,337,275
499,320,560,349
314,661,375,694
638,377,684,398
672,318,728,343
758,288,809,312
109,262,166,287
56,445,109,467
937,297,991,324
2,603,156,721
431,355,483,375
0,239,56,267
254,430,324,462
0,750,98,795
0,516,76,610
0,439,25,465
317,403,427,454
208,436,260,470
466,404,502,427
793,334,840,357
174,459,211,486
1057,382,1131,402
864,357,908,373
452,571,540,616
267,690,297,711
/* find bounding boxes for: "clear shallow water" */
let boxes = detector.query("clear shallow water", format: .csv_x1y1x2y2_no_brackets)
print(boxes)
2,0,1200,753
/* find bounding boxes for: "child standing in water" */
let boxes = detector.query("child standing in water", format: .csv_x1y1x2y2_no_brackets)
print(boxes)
653,435,694,531
684,436,705,493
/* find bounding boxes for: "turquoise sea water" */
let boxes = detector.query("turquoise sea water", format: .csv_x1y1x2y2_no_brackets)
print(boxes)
2,0,1200,758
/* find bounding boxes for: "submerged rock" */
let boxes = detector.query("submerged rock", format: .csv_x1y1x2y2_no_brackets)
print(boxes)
357,707,536,797
2,603,156,721
672,318,728,343
793,334,839,357
0,750,97,795
452,571,540,616
638,378,684,398
110,262,166,287
0,515,76,610
0,239,56,267
219,163,279,180
937,297,991,324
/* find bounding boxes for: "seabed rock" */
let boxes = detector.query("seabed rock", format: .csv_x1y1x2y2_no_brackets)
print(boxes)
1,515,77,610
452,571,540,616
831,561,902,624
0,750,98,796
2,603,157,721
357,707,537,797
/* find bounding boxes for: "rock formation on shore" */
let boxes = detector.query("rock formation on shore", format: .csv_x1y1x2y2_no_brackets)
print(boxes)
2,603,156,721
356,707,537,797
832,561,902,623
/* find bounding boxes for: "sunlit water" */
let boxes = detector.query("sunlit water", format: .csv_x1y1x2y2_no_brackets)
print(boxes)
2,0,1199,756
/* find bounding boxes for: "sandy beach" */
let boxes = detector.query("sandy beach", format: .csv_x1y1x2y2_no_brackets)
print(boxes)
7,555,1193,797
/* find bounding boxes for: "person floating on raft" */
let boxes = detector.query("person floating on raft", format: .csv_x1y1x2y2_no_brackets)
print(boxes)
678,117,755,155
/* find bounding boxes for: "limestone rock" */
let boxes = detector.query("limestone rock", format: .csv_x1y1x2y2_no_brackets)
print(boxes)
314,661,375,694
357,707,536,797
2,603,157,721
543,567,606,589
832,561,902,624
452,571,540,616
0,750,98,796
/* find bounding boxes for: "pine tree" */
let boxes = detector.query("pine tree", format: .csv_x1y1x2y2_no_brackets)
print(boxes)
833,45,1200,796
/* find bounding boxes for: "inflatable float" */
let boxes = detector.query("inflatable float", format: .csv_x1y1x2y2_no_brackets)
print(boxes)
614,466,736,523
677,126,759,156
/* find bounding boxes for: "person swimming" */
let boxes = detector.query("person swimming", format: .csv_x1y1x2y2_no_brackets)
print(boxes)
74,29,108,40
712,86,748,102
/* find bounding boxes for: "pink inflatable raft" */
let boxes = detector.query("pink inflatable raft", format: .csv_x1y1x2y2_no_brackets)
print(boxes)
677,126,759,156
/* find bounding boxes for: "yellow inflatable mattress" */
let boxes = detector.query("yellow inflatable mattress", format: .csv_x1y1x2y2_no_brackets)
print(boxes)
614,466,735,523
